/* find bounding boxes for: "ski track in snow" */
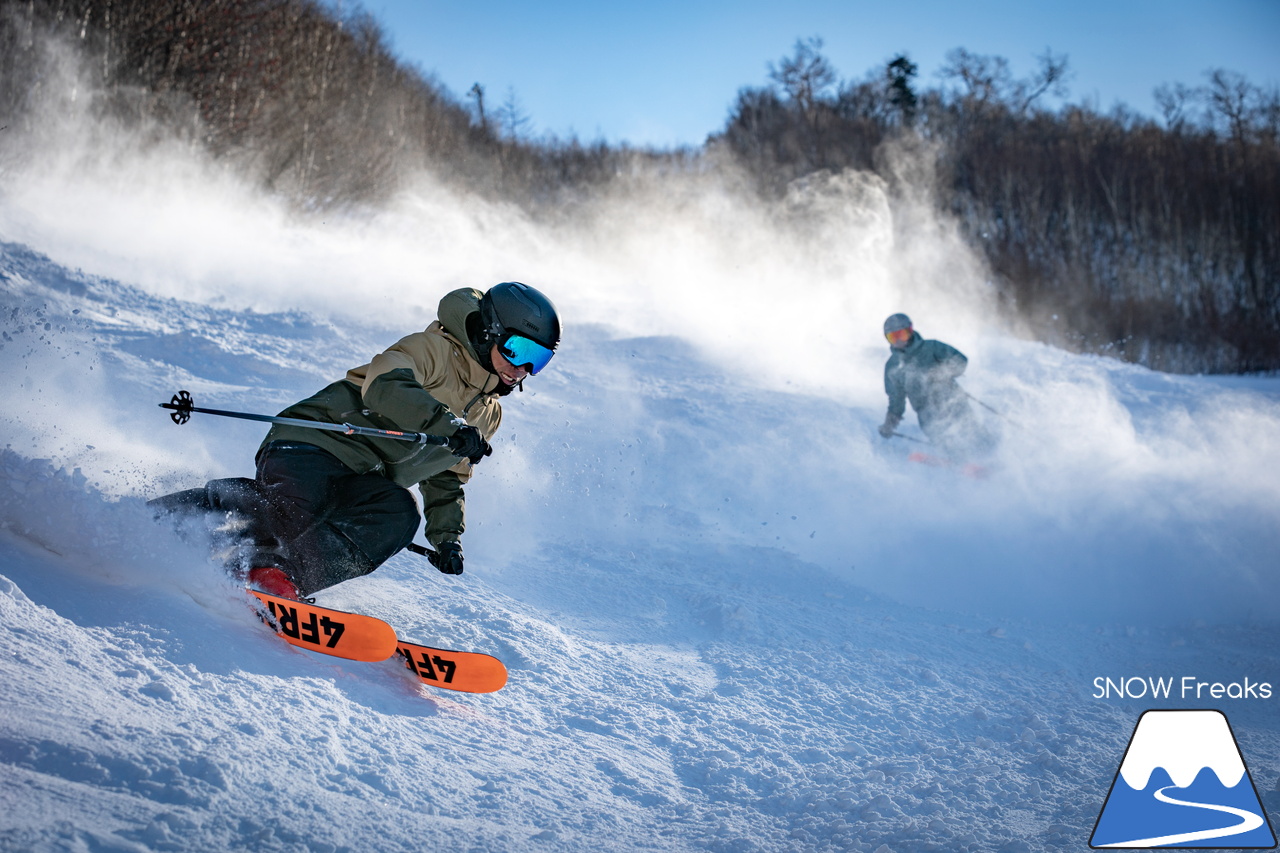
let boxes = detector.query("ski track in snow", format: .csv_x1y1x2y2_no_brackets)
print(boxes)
2,242,1280,852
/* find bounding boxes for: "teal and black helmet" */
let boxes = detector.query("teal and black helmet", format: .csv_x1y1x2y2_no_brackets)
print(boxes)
883,313,912,335
478,282,561,374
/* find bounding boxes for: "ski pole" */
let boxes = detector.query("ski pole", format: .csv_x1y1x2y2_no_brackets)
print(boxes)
961,389,1028,432
159,390,449,446
964,390,1004,418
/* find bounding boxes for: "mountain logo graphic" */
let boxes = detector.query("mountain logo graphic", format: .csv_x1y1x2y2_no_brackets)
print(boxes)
1091,710,1276,848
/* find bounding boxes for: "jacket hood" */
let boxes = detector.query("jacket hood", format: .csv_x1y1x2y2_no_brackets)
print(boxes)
438,288,484,361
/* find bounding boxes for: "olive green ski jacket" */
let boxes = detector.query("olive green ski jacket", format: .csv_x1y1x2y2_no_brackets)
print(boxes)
260,288,504,548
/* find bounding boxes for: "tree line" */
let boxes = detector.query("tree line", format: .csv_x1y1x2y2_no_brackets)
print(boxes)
717,38,1279,372
0,0,637,205
2,1,1277,372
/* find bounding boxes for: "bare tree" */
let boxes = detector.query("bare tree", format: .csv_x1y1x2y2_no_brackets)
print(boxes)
1205,68,1255,143
1016,48,1070,112
496,86,531,141
1154,82,1195,130
938,47,1015,109
768,36,836,120
765,36,839,169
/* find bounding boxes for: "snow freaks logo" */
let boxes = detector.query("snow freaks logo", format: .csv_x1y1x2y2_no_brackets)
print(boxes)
1090,710,1276,848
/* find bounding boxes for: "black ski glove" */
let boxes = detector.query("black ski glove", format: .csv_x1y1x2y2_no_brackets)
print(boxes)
878,414,901,438
447,425,492,463
427,542,464,575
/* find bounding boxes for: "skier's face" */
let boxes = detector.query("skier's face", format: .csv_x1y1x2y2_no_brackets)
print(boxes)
490,344,531,386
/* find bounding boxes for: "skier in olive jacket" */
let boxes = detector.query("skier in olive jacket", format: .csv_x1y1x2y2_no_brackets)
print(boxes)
877,313,992,460
152,282,560,599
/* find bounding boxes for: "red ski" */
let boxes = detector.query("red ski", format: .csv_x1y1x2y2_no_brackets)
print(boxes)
907,450,989,479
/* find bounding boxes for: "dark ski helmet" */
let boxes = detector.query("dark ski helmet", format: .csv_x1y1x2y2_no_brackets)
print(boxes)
883,313,912,335
477,282,561,374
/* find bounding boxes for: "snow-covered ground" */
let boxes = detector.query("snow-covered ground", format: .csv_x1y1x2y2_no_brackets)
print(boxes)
2,68,1280,851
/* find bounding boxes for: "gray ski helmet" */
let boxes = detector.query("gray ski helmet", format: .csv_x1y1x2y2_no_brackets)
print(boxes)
479,281,561,351
883,313,912,335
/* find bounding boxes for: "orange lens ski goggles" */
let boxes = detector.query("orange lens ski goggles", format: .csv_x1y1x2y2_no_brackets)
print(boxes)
885,327,913,345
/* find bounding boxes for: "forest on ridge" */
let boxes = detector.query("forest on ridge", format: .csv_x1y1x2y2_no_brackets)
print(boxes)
2,0,1277,373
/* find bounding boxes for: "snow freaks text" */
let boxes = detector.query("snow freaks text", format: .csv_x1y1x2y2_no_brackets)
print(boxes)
1092,676,1273,701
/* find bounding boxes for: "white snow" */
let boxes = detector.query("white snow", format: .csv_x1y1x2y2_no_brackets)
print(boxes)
2,74,1280,852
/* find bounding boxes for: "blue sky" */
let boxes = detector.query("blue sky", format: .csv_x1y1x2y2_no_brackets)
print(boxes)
369,1,1275,148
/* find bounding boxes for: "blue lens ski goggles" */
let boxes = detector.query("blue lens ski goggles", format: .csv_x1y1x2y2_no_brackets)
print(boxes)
498,332,556,375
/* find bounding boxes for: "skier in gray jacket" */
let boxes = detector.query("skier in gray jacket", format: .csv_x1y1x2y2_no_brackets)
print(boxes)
877,313,993,460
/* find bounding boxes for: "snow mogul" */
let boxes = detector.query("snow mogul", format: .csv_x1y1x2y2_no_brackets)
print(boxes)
876,312,994,461
151,282,560,600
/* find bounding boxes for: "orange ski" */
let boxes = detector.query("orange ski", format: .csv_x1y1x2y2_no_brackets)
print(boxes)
907,451,989,479
397,639,509,693
249,590,398,662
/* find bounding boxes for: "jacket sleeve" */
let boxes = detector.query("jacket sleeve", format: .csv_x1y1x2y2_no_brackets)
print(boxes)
358,335,461,439
361,367,460,438
884,358,907,420
419,469,466,547
931,343,968,380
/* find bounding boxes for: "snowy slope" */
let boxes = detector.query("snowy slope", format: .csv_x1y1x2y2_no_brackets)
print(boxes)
3,75,1280,850
2,240,1279,853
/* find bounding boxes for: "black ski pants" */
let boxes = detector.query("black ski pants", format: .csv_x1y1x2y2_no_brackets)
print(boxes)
151,441,419,596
